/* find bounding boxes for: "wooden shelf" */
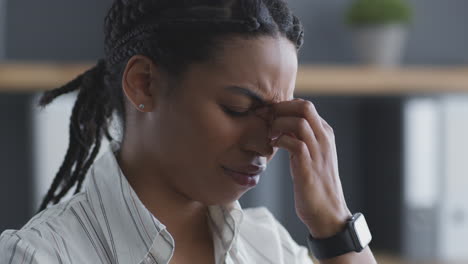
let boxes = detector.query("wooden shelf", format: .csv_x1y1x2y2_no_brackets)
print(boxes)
296,65,468,95
0,62,91,93
1,62,468,95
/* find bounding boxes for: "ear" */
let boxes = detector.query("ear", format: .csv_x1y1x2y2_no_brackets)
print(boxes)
122,55,160,112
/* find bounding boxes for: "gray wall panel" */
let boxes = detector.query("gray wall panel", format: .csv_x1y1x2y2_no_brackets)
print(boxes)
4,0,111,61
0,0,6,59
0,94,34,231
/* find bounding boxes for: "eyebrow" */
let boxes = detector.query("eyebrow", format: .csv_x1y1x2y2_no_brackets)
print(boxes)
224,85,268,105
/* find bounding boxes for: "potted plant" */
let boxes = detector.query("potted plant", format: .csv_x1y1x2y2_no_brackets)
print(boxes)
346,0,412,67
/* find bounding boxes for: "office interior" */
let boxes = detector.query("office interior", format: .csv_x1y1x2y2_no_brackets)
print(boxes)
1,0,468,263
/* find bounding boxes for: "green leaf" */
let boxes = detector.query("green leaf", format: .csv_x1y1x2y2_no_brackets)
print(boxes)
346,0,412,26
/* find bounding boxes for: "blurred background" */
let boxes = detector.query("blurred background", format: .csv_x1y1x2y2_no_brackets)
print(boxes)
1,0,467,263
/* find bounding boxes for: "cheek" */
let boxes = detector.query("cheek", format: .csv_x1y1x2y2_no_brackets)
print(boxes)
191,104,241,149
157,101,243,166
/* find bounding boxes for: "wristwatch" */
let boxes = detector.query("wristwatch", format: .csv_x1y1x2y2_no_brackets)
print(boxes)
306,212,372,260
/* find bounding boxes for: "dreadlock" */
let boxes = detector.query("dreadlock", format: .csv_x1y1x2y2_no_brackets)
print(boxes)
37,0,304,212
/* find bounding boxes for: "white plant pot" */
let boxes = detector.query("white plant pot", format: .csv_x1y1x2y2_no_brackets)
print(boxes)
351,24,408,67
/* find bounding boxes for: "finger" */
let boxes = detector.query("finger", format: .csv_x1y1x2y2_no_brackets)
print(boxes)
269,116,320,159
320,117,338,158
271,133,312,182
271,99,326,141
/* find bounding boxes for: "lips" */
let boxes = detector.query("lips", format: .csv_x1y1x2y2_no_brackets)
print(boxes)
222,164,266,187
223,165,266,176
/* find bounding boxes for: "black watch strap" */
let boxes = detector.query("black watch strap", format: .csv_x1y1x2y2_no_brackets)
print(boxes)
306,226,355,260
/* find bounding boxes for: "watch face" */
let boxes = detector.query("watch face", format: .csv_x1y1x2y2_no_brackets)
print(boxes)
353,214,372,249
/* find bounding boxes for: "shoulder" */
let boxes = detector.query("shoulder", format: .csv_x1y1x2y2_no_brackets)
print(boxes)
0,192,91,263
240,206,314,263
23,192,87,230
0,228,59,263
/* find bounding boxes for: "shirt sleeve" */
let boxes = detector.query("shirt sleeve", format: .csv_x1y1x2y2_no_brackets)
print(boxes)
0,230,61,264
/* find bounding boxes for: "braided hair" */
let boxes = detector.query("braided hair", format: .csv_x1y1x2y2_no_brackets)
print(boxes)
36,0,304,212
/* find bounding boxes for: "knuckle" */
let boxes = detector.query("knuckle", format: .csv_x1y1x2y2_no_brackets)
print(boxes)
294,141,308,154
322,119,334,132
324,131,335,142
302,101,319,124
300,100,316,115
325,132,336,146
307,101,317,113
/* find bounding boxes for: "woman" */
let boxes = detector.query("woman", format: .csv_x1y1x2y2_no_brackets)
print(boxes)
0,0,376,263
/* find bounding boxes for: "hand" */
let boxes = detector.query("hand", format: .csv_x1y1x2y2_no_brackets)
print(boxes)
268,98,352,238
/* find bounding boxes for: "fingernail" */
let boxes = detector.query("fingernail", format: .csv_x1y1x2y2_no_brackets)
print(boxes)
270,136,279,141
272,136,282,146
270,138,279,145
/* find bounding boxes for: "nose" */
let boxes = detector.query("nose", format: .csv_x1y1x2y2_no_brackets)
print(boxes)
241,105,276,159
252,103,274,124
243,133,275,158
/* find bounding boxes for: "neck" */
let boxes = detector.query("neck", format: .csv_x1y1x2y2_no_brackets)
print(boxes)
115,141,212,246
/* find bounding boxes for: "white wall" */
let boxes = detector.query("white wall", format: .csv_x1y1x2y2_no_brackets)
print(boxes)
439,95,468,260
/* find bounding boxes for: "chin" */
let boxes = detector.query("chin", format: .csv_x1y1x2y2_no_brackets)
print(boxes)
197,188,249,206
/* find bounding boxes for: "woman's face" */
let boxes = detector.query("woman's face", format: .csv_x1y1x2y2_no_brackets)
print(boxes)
147,36,298,205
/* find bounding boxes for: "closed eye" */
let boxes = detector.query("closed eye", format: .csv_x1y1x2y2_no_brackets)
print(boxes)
221,105,251,117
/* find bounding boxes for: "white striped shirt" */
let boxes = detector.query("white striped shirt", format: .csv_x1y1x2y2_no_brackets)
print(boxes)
0,141,313,264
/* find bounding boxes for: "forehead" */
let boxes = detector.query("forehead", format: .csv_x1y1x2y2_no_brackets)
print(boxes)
205,35,298,103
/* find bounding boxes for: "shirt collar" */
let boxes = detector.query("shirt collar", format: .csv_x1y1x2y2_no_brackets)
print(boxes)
85,141,244,264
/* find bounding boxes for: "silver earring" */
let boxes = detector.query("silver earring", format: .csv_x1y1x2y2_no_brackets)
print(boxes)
138,104,145,110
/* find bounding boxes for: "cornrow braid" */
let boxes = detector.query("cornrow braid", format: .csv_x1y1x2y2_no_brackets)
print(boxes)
107,16,263,65
37,0,304,212
289,15,304,49
37,60,113,212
